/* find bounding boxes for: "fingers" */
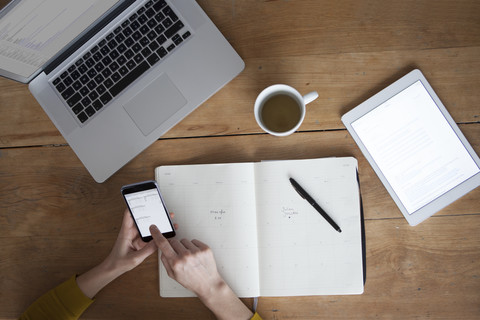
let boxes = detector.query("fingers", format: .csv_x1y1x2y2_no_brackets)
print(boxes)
120,209,133,232
150,224,203,255
181,239,201,252
131,241,157,264
191,239,209,250
150,225,177,258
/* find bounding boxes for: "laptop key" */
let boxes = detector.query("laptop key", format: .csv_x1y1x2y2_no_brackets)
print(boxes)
72,103,83,115
102,56,112,66
155,12,165,23
163,6,178,22
126,59,136,70
62,87,75,100
81,97,91,107
55,82,66,93
92,100,103,111
94,74,104,84
63,76,73,86
71,70,81,80
133,53,143,63
80,75,89,85
110,61,149,97
77,112,88,123
117,43,127,54
72,80,82,90
172,34,183,45
80,86,89,96
157,34,167,45
117,56,127,66
100,92,113,105
147,52,160,65
111,72,121,82
153,0,167,12
85,58,95,68
67,92,81,107
130,20,140,30
149,40,159,51
141,47,152,58
123,26,133,37
78,64,88,74
87,80,96,90
119,66,129,76
102,68,112,78
146,8,155,18
109,49,120,60
97,84,107,95
124,49,134,59
157,47,168,58
138,14,148,24
108,39,118,50
85,106,96,117
165,21,184,38
100,46,110,55
88,91,99,101
104,78,114,88
163,18,173,28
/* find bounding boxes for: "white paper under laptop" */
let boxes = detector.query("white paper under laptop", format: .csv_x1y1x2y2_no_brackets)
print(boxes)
0,0,244,182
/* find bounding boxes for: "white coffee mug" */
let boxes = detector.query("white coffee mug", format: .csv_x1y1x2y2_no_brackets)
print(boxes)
254,84,318,136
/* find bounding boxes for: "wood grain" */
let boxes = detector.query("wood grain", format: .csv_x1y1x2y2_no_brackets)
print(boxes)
0,0,479,319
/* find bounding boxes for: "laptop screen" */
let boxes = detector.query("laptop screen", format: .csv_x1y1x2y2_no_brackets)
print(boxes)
0,0,120,82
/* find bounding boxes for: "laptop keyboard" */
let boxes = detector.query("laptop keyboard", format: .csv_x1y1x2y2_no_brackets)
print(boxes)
51,0,191,125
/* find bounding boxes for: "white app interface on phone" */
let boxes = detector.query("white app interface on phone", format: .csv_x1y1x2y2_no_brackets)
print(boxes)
124,188,173,236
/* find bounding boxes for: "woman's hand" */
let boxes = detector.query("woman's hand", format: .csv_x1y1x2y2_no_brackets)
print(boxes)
76,209,158,299
150,225,253,320
103,209,158,274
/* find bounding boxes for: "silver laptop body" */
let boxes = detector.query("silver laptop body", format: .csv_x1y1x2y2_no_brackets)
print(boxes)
0,0,244,182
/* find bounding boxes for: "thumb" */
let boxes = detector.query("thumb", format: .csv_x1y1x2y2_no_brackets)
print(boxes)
130,241,157,266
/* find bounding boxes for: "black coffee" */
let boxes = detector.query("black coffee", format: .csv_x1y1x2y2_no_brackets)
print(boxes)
261,94,301,133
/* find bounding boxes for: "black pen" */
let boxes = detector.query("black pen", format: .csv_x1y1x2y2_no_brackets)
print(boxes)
289,177,342,233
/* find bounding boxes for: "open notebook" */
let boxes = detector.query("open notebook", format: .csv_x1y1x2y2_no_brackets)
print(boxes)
155,157,364,297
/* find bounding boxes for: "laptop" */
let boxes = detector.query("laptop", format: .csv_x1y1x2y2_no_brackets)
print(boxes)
0,0,244,182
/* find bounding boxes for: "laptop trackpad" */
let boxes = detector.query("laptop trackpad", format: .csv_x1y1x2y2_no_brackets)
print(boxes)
123,73,187,136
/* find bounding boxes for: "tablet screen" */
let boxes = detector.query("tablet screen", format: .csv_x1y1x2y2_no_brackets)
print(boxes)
351,80,480,214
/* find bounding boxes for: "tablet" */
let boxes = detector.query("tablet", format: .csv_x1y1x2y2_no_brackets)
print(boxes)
342,69,480,226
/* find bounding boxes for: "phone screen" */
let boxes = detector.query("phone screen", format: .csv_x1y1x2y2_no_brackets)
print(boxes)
123,183,175,239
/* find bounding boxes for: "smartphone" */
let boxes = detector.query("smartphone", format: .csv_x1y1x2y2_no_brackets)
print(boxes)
121,180,175,242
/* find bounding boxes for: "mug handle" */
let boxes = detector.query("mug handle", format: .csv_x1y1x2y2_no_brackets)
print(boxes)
303,91,319,105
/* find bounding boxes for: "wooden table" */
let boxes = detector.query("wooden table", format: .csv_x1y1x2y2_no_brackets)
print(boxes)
1,1,479,319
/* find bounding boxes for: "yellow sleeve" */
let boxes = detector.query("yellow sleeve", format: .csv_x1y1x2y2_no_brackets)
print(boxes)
251,312,263,320
19,275,93,320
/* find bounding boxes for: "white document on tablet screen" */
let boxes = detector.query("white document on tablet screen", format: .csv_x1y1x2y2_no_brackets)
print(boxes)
351,80,480,214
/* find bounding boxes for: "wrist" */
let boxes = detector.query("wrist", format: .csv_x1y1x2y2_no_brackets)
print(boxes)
197,278,253,320
100,254,129,279
196,277,229,305
76,258,124,299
